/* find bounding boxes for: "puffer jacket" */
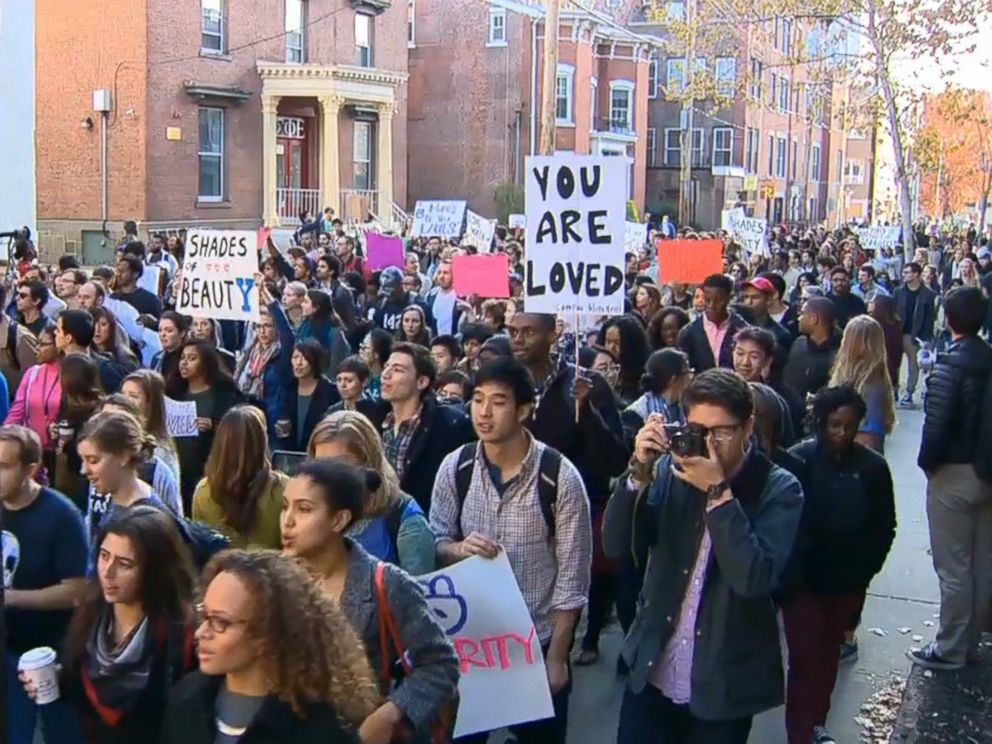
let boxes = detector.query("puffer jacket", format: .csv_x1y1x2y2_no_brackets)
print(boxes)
918,335,992,472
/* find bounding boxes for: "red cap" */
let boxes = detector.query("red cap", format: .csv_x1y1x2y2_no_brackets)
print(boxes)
742,277,775,294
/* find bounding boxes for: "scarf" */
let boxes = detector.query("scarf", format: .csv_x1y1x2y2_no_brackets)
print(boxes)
83,608,153,726
238,341,280,400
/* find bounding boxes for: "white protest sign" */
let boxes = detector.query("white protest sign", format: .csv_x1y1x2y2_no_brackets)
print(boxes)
734,216,770,258
411,201,467,238
463,210,497,253
176,230,260,322
624,221,647,254
856,225,902,252
417,553,553,737
164,397,198,438
524,155,626,315
508,213,526,229
103,297,142,342
139,326,162,368
721,207,745,233
137,264,162,296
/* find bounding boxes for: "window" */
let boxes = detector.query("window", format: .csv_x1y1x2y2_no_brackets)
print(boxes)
712,127,733,167
665,1,685,20
648,56,659,99
556,64,574,124
780,18,792,55
715,57,736,97
749,58,762,99
590,78,597,129
768,134,775,175
201,0,224,53
609,82,634,131
744,127,760,173
790,139,798,179
845,159,864,184
666,58,685,92
285,0,305,63
664,129,681,165
407,0,415,47
353,120,373,190
769,72,777,106
811,144,821,180
778,76,789,113
198,107,224,200
355,13,373,67
775,136,786,178
691,128,705,165
836,150,843,180
487,8,506,45
647,128,657,166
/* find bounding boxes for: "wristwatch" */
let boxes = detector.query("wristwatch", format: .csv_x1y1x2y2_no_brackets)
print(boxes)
704,480,731,500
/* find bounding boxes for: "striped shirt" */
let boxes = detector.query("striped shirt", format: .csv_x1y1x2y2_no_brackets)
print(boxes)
429,434,592,643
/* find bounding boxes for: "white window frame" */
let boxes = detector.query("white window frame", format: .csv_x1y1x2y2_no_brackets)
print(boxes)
355,12,374,67
691,128,705,165
748,58,762,99
811,143,821,181
407,0,415,48
845,159,865,184
647,127,657,166
285,0,305,63
198,107,225,201
712,127,733,167
781,18,792,55
353,120,374,191
790,139,798,179
666,58,685,93
775,136,787,178
487,7,507,46
666,1,685,20
555,64,575,126
590,77,598,132
608,80,635,132
663,128,681,166
648,56,659,99
778,75,789,113
201,0,224,54
715,57,736,98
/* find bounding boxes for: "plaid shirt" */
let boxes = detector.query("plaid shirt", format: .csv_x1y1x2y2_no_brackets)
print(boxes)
429,434,592,643
382,406,422,481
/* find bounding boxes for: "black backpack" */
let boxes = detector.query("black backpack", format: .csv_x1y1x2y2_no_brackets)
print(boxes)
453,442,563,539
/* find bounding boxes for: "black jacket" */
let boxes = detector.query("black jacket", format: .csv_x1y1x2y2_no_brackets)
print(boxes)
367,395,475,512
826,291,867,329
782,332,840,401
159,672,359,744
677,312,750,371
279,377,341,452
918,335,992,472
788,439,896,595
527,363,628,503
894,283,937,342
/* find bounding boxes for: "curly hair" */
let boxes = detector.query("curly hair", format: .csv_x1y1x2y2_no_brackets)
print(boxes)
810,385,867,436
201,550,381,724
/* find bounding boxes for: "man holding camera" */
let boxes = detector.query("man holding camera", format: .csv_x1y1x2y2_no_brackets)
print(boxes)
602,369,803,743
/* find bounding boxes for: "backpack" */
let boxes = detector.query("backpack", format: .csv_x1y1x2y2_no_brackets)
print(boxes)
383,493,419,556
453,442,562,539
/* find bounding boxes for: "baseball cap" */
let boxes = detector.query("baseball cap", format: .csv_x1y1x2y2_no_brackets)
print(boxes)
742,277,775,294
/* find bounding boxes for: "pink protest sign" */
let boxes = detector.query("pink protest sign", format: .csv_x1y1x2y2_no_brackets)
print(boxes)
256,226,272,250
366,233,406,270
452,254,510,298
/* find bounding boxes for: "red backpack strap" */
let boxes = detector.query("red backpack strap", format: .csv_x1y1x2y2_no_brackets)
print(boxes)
374,561,412,677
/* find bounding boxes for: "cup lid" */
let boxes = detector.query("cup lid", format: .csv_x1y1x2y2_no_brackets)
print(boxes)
18,647,57,670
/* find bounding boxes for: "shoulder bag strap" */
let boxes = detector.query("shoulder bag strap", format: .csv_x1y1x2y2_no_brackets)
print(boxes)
375,562,413,679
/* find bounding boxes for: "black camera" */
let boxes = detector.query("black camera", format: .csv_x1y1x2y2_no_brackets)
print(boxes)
663,423,708,458
0,227,31,241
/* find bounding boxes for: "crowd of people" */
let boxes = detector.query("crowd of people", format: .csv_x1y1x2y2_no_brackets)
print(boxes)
1,211,990,744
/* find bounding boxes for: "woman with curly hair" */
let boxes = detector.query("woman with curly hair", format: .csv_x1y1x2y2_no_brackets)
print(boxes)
281,459,459,743
646,306,690,351
596,315,651,406
308,411,434,574
160,549,380,743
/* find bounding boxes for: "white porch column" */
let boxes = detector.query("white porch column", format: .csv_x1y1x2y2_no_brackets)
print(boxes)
261,94,280,227
376,102,396,222
319,94,344,218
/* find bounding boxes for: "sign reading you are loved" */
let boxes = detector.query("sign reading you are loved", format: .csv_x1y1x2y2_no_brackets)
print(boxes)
525,155,626,315
177,230,260,322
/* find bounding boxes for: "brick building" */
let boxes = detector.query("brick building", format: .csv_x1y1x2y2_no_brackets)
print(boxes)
35,0,409,264
407,0,655,218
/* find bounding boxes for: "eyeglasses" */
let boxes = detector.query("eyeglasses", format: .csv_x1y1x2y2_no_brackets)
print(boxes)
702,424,742,443
195,603,249,634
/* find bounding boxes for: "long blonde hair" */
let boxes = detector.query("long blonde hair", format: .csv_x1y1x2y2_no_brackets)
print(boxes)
829,315,896,433
307,411,401,518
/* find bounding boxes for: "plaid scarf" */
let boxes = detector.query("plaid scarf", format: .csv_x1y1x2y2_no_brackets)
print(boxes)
237,341,280,400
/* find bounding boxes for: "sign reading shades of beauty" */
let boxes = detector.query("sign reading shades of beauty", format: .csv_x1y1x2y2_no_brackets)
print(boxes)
524,155,626,315
411,200,468,238
732,216,770,258
177,230,260,322
416,553,553,737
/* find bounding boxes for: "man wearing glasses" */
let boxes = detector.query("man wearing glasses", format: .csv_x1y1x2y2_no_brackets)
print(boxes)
13,280,51,338
603,369,803,743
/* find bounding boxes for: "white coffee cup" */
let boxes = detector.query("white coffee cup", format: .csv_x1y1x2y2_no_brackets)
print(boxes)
18,647,60,704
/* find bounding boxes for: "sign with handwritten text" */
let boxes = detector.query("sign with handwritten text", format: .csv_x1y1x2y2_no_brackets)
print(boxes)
463,210,497,252
176,230,260,322
164,397,198,438
856,225,902,252
411,200,467,238
417,553,553,737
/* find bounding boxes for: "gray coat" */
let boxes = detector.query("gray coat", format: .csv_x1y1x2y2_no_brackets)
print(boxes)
339,540,459,729
602,449,803,721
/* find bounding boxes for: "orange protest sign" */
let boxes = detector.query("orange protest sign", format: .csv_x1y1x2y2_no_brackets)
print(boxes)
658,239,724,284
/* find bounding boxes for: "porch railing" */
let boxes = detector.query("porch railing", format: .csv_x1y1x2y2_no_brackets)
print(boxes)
340,189,379,223
278,188,322,224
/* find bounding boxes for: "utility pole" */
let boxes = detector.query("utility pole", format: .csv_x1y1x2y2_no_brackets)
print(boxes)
678,0,697,227
538,0,560,156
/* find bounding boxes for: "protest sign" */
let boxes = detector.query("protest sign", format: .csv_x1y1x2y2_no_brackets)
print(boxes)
452,254,509,298
411,200,467,238
734,217,770,258
658,239,724,284
176,230,260,322
365,233,405,270
464,210,496,252
103,297,142,342
164,397,198,438
524,155,626,315
721,207,745,234
625,221,647,254
417,553,553,737
856,225,902,252
139,327,161,368
137,265,162,296
257,226,272,251
508,214,526,229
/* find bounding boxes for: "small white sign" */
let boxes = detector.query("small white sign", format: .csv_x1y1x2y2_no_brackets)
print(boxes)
464,210,497,253
165,397,198,438
508,214,526,229
411,201,468,238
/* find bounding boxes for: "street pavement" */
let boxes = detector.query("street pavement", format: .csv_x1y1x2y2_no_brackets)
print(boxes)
562,406,938,744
